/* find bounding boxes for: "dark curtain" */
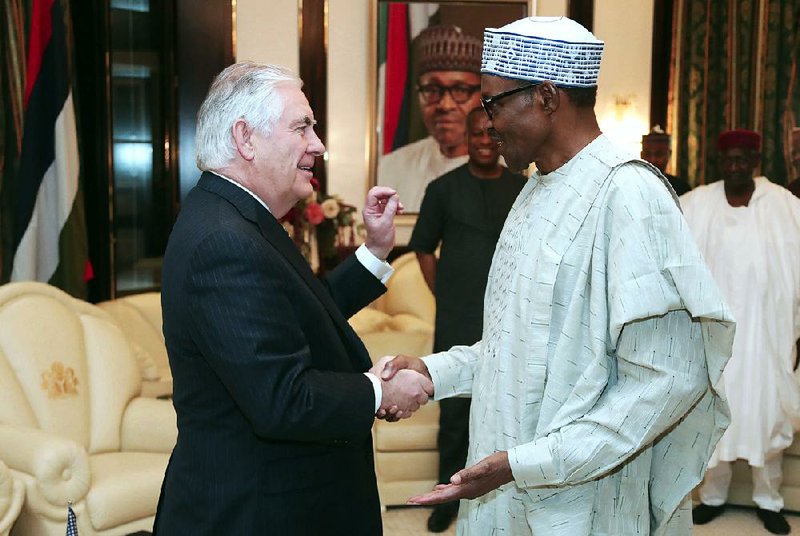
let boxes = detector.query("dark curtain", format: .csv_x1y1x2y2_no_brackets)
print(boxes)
668,0,800,186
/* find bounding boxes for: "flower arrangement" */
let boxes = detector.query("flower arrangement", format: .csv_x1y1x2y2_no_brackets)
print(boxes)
279,178,362,267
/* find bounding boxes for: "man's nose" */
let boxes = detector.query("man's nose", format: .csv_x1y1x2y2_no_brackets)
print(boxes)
436,90,456,109
308,130,326,156
730,161,747,173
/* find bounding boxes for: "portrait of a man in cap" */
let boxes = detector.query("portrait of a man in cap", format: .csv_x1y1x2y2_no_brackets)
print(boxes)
376,25,483,213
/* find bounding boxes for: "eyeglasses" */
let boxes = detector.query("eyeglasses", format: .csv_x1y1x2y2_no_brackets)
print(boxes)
417,84,481,104
480,83,540,120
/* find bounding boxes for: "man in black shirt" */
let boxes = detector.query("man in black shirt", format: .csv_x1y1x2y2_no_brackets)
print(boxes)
408,107,526,532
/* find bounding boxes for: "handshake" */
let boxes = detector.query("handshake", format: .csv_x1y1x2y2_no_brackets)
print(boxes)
369,355,432,421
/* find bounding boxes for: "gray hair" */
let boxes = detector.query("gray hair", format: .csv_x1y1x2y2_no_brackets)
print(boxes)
195,62,302,170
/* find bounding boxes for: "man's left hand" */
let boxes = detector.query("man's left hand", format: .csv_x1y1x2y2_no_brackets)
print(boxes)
407,451,514,505
363,186,403,260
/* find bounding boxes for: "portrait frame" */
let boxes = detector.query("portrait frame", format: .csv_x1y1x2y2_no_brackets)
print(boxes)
368,0,531,221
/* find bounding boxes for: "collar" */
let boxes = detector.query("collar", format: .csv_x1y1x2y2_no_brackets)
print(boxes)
211,171,272,214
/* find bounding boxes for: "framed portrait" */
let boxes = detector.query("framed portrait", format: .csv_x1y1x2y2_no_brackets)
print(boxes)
370,0,530,215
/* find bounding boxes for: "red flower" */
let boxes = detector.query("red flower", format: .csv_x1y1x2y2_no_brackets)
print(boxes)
304,202,324,225
310,177,320,191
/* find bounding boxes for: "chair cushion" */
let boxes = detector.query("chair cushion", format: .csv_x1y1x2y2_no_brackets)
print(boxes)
380,254,435,325
98,293,168,381
386,314,434,335
349,308,391,335
375,401,439,451
85,452,169,530
360,331,433,364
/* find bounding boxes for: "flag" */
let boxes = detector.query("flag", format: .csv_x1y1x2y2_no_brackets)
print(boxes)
66,503,78,536
381,3,409,155
1,0,89,298
376,4,440,155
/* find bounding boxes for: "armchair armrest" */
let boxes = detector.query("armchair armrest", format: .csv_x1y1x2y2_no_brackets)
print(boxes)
120,397,177,453
0,461,24,536
0,424,90,507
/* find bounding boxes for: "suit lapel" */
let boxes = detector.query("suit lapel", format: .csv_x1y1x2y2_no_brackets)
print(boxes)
196,173,371,371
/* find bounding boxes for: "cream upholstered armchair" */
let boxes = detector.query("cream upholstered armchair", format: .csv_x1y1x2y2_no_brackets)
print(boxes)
0,461,23,536
97,292,172,398
349,252,436,338
349,252,441,506
0,282,176,536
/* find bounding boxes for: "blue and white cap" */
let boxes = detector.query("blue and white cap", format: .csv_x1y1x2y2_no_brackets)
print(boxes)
482,17,604,88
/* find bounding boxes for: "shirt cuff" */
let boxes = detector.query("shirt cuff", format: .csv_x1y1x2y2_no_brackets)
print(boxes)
364,372,383,414
355,244,394,284
507,436,559,489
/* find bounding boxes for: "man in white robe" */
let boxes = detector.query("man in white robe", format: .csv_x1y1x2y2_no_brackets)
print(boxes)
683,129,800,535
378,17,734,536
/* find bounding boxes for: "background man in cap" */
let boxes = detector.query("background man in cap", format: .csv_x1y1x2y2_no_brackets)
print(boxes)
380,16,733,535
408,106,526,532
377,25,483,212
641,126,692,195
682,129,800,535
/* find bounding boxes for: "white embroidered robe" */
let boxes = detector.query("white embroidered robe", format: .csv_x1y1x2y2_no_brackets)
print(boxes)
423,135,734,535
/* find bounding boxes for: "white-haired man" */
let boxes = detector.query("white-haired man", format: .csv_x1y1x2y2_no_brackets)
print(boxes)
380,17,734,535
153,62,433,535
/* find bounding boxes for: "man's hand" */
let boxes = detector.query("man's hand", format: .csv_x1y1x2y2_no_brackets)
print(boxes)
407,451,513,505
374,354,432,420
378,369,433,420
379,354,430,381
363,186,403,260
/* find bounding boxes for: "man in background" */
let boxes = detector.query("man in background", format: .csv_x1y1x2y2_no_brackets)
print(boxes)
377,25,483,212
154,62,433,535
640,126,692,195
381,17,733,535
684,129,800,535
408,106,526,532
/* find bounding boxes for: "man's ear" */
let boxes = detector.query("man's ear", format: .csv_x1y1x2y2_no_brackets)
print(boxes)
232,119,255,161
538,81,560,114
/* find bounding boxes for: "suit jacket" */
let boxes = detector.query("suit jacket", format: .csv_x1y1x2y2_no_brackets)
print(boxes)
153,172,385,535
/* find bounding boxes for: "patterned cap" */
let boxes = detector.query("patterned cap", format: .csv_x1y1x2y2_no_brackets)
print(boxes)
482,17,604,87
415,25,482,75
717,129,761,151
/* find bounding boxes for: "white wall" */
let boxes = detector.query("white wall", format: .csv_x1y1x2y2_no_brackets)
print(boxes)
328,0,373,214
594,0,653,155
236,0,299,71
536,0,567,17
235,0,654,238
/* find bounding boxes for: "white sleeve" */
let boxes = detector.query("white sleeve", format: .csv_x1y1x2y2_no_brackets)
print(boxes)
422,341,482,399
355,245,393,284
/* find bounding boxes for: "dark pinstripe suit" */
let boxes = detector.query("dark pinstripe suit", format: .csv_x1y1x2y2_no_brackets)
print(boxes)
153,173,384,535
